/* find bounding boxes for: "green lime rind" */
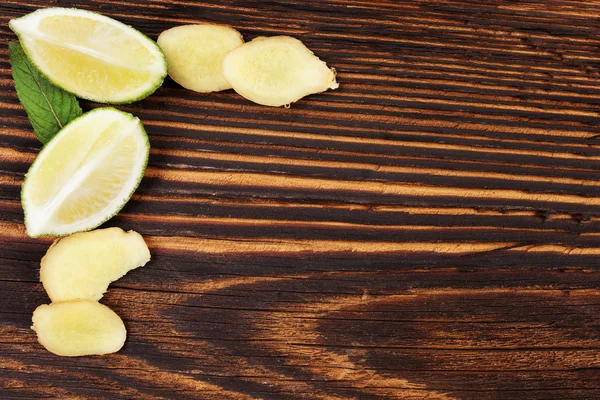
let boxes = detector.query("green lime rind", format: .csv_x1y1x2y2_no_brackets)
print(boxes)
21,107,150,237
9,7,167,104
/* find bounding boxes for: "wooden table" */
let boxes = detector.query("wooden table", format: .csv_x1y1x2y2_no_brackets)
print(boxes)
2,1,600,399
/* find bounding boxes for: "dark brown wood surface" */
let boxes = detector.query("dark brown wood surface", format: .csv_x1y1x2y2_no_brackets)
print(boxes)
2,0,600,398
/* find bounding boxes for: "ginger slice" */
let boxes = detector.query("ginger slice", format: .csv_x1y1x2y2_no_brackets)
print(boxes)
158,24,244,93
32,300,126,356
222,35,338,107
40,227,150,302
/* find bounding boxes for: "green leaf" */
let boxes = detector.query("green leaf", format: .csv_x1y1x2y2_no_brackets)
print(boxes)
9,42,82,144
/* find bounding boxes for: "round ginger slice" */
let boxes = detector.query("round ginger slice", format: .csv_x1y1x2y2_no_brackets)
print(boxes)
40,227,151,302
157,24,244,93
222,36,338,107
32,300,126,357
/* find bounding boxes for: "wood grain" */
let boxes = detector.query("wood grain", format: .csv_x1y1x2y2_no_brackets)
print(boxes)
2,0,600,398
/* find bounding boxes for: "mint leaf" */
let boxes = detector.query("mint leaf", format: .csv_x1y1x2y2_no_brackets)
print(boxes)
9,42,82,144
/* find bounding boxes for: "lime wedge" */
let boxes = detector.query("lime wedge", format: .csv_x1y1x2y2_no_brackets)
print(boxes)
9,7,167,104
22,108,150,237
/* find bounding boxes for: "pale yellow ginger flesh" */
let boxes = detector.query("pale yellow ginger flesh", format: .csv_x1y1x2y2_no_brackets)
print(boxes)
222,36,338,107
32,300,126,357
158,24,244,93
40,227,150,302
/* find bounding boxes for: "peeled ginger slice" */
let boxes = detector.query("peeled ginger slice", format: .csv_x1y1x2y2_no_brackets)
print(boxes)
158,24,244,93
40,227,150,302
222,36,338,107
32,300,126,356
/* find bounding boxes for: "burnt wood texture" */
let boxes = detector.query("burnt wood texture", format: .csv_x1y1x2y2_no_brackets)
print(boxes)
1,0,600,399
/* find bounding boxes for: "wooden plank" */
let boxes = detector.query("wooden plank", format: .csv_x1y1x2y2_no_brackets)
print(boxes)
1,0,600,398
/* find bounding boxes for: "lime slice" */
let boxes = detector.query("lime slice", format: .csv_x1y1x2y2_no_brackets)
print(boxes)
22,108,150,237
9,7,167,104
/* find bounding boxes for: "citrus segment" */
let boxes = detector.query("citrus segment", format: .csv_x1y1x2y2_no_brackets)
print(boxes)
9,8,166,103
22,108,149,237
